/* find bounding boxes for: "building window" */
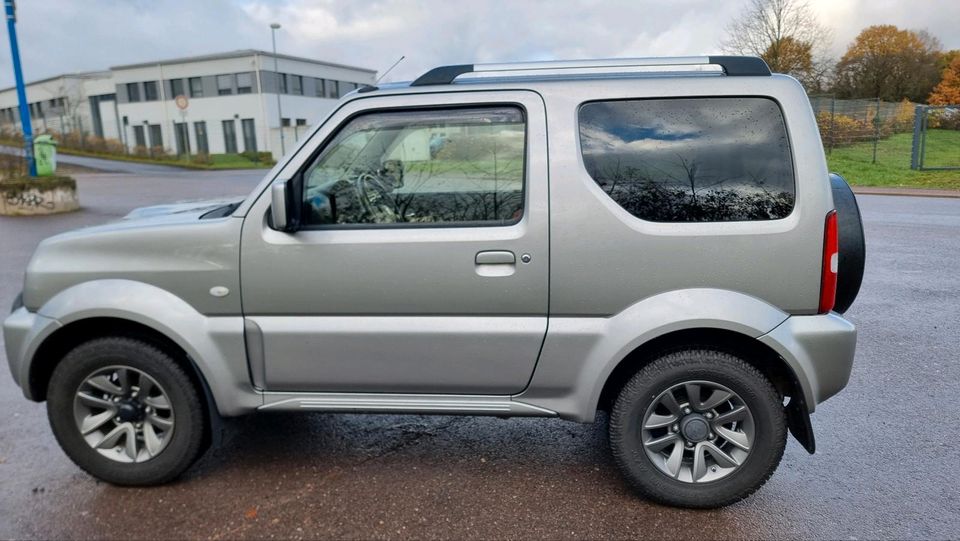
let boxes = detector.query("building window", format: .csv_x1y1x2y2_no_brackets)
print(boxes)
338,81,357,97
170,79,185,98
126,83,141,102
148,124,163,148
143,81,159,101
291,75,303,95
217,74,234,96
295,118,307,126
325,80,339,99
174,122,190,155
281,118,291,127
237,72,254,94
132,125,146,147
241,118,257,153
194,121,209,154
278,73,288,94
314,78,325,97
222,120,238,153
578,97,795,222
189,77,203,98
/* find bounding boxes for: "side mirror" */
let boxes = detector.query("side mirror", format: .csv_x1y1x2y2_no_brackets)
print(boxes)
269,177,301,232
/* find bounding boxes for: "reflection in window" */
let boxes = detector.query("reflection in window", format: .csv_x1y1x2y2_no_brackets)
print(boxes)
302,107,526,227
579,98,795,222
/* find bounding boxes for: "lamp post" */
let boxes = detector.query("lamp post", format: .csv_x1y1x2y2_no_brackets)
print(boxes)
4,0,36,176
270,22,285,156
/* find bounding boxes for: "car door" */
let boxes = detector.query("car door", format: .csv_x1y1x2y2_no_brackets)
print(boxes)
240,90,549,394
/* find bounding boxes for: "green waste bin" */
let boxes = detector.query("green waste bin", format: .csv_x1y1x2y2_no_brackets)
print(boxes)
33,134,58,176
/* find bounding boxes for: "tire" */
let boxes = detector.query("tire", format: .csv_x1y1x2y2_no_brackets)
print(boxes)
830,173,866,314
609,349,786,509
46,337,207,485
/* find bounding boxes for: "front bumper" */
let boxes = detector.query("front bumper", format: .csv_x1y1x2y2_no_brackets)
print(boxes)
759,312,857,412
3,307,61,400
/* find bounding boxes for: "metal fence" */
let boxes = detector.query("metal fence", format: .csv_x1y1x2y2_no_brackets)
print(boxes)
808,95,917,163
910,105,960,170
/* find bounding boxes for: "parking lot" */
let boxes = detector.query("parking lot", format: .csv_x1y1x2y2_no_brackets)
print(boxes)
1,170,959,539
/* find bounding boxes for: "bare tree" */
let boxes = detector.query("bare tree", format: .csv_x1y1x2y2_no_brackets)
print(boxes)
722,0,832,91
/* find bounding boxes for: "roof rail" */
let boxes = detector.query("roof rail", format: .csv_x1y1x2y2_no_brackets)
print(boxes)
410,56,771,86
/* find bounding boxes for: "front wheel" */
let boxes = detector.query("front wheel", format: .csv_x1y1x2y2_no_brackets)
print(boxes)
46,337,207,485
609,349,787,508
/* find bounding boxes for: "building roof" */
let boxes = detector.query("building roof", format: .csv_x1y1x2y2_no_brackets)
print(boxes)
0,70,112,94
110,49,376,73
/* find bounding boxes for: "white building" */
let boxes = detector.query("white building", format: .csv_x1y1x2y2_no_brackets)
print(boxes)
0,71,114,136
0,50,376,158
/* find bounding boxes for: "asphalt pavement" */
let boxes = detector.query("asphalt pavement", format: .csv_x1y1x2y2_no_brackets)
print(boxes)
1,171,958,539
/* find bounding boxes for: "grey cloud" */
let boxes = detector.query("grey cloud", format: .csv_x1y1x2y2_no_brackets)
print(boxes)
1,0,957,88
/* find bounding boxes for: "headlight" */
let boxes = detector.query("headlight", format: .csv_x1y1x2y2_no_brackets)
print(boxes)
10,291,23,313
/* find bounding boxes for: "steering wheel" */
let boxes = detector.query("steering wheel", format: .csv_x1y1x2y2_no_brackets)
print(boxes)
354,172,397,223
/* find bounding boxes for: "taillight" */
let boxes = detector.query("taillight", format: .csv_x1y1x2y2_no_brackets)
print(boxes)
819,210,839,314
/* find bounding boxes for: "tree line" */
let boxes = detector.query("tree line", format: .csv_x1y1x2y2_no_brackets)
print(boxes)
723,0,960,105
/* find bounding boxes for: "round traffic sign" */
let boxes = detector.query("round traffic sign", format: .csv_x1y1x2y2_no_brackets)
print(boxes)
174,94,189,110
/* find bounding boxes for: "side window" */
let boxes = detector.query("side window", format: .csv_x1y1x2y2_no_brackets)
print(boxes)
578,97,795,222
301,106,525,227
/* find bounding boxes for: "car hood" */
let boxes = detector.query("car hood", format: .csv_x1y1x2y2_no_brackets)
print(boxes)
22,197,246,313
122,198,243,222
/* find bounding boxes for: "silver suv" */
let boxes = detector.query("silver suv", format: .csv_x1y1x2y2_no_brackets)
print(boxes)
4,56,864,508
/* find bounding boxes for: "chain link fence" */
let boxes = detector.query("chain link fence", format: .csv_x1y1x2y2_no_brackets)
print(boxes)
809,95,917,164
910,105,960,170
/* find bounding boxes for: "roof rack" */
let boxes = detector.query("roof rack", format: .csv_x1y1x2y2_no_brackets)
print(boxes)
410,56,771,86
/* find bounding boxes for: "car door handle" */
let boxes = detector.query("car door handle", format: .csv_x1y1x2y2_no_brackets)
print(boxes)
475,250,516,265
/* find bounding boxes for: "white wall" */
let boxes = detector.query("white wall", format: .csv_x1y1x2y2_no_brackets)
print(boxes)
118,93,265,155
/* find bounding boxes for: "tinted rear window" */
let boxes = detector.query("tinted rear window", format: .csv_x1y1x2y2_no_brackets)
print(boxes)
578,97,795,222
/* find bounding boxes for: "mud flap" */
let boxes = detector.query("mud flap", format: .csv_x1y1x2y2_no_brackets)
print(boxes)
785,396,816,454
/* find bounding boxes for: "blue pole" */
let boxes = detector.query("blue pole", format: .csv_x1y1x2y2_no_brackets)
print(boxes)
4,0,35,176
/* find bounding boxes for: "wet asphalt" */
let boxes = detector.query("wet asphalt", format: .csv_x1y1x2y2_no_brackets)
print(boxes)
1,171,958,539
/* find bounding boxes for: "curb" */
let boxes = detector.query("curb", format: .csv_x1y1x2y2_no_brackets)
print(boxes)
852,187,960,199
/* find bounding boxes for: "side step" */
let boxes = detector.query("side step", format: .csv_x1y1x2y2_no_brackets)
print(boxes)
259,392,557,417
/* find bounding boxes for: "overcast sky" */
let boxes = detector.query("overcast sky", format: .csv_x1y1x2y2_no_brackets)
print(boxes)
2,0,958,88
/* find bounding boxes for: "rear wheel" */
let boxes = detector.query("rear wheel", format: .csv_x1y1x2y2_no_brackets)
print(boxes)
609,349,786,508
47,337,206,485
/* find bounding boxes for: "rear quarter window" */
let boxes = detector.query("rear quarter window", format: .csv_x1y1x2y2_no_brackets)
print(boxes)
578,97,795,222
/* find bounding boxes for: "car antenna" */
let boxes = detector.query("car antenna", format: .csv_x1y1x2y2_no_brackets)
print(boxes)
359,56,405,93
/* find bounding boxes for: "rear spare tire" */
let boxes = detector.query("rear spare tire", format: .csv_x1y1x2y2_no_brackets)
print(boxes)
830,173,865,314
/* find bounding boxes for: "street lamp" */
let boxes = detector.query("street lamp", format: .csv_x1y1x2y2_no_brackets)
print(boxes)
270,22,285,156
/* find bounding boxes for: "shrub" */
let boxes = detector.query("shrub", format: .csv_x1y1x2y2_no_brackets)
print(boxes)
240,150,274,163
191,152,213,165
888,99,917,133
816,111,873,146
0,152,26,180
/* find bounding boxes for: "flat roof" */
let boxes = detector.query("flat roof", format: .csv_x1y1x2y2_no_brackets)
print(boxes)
110,49,376,73
0,70,112,95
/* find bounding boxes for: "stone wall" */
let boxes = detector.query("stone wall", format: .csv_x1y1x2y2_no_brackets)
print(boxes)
0,177,79,216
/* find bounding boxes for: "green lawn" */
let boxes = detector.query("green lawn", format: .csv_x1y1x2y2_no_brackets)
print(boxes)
827,129,960,190
56,148,275,170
